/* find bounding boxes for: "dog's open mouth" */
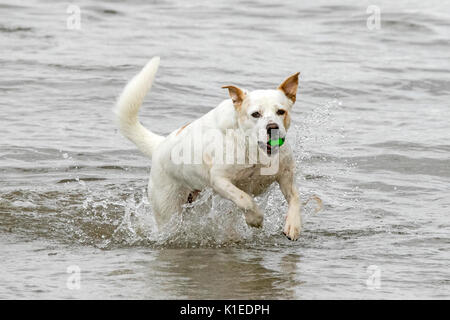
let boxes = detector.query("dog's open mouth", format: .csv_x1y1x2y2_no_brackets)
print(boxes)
258,137,285,155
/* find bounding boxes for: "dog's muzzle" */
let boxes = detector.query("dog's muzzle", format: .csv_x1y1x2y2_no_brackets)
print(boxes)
258,123,285,156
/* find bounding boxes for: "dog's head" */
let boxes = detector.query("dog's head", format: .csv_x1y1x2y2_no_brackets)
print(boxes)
223,72,299,155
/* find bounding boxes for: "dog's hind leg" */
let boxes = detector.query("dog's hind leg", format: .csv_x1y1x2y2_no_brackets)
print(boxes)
148,177,189,227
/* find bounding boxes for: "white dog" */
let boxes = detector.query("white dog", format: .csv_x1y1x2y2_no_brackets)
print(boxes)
115,57,303,240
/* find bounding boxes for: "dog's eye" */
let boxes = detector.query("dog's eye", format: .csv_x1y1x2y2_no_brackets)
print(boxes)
251,111,261,118
277,109,286,116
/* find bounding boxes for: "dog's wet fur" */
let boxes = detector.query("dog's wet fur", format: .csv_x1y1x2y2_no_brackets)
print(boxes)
115,57,303,240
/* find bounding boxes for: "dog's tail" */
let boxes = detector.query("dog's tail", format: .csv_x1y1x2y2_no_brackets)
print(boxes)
114,57,165,159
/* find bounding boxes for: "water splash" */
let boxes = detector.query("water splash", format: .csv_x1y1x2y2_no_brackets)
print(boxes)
0,99,349,249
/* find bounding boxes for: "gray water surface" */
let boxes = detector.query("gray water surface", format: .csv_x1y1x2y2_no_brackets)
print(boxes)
1,0,449,299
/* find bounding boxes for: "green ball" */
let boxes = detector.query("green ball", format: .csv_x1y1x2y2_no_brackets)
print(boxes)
268,138,285,147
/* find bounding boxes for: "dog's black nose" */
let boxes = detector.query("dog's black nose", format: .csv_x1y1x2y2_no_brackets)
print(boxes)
266,123,279,135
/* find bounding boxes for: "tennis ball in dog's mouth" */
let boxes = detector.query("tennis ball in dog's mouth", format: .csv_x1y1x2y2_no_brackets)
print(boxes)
268,137,285,147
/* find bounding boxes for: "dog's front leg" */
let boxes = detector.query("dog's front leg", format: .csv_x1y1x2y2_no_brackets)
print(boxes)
211,176,264,228
278,168,302,240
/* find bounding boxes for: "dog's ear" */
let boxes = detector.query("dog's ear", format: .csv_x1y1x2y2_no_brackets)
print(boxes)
222,85,246,109
278,72,300,103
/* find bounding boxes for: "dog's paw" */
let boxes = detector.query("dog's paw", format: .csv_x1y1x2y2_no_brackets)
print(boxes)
283,214,301,240
245,210,264,228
